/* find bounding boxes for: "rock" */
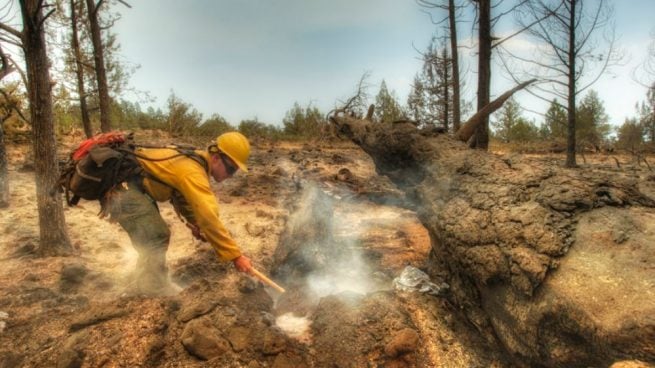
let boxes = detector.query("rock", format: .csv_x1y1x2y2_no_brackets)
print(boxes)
384,328,419,358
69,305,129,332
177,299,218,322
226,326,250,352
181,318,230,360
245,222,266,237
335,168,355,183
238,277,259,293
609,360,654,368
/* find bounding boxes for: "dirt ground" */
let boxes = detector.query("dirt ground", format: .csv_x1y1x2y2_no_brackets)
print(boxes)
0,134,652,367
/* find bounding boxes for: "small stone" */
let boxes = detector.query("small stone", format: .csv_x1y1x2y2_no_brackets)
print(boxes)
181,318,230,360
226,326,250,352
613,231,629,244
238,278,259,293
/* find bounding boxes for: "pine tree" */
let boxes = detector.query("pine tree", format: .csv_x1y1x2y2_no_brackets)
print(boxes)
544,99,567,140
166,92,202,137
638,85,655,147
617,117,644,154
374,81,404,124
576,90,610,150
492,97,539,143
282,102,327,139
408,37,455,130
407,74,426,123
493,97,521,142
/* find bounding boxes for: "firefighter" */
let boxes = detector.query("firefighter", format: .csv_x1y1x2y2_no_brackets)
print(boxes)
106,131,252,295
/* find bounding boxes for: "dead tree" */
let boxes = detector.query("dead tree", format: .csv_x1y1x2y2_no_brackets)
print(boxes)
0,103,7,208
0,0,73,255
329,80,655,366
70,0,92,137
85,0,111,132
499,0,620,167
0,44,13,208
473,0,491,149
417,0,463,131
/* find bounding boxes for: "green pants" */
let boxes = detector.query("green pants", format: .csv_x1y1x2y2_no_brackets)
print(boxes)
106,179,171,294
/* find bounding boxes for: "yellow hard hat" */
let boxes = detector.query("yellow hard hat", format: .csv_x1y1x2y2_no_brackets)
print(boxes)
215,132,250,172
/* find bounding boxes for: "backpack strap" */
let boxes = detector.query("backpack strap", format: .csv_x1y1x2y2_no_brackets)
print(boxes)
123,146,210,192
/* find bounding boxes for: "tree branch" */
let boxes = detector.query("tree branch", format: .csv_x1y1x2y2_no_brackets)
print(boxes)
456,79,537,141
0,22,23,40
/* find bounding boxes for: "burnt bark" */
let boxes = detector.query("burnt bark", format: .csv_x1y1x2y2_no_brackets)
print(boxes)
71,0,92,138
20,0,73,255
566,0,577,167
85,0,111,133
472,0,491,149
448,0,461,131
329,88,655,365
0,47,10,208
0,119,7,208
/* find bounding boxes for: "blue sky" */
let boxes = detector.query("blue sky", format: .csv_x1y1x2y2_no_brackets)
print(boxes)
114,0,654,127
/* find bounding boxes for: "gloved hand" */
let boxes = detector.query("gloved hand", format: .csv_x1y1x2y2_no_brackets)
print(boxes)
233,255,253,274
185,222,207,242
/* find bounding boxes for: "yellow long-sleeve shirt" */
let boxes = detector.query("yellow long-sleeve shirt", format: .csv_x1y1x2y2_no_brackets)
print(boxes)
134,147,241,261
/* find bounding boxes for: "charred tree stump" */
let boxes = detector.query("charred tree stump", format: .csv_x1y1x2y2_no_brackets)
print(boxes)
329,85,655,366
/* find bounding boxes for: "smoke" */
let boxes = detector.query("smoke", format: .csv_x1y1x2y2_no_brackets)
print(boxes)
277,183,389,300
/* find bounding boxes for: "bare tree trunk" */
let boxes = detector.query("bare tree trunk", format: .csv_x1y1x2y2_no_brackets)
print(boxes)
565,0,577,167
71,0,92,138
448,0,461,131
441,47,450,132
20,0,73,255
473,0,491,149
0,121,8,208
85,0,111,133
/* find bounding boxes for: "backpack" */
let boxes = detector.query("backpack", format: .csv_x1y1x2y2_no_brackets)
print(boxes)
58,131,142,206
58,131,209,206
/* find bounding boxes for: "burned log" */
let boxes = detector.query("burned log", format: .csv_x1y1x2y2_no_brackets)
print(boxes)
329,83,655,367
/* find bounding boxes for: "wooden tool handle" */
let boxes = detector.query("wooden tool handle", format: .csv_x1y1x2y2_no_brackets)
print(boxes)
250,267,286,293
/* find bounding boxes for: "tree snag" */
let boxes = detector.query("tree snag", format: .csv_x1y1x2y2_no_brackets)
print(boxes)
329,81,655,366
